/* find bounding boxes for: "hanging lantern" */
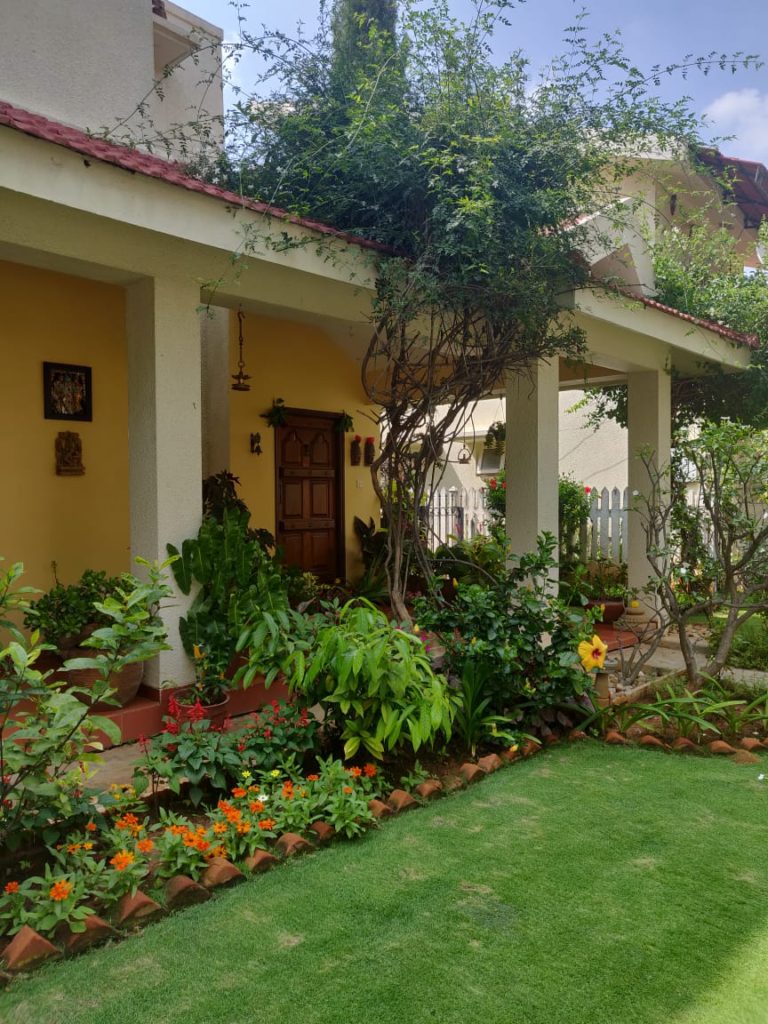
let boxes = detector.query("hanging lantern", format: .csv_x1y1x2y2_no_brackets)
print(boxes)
231,307,252,392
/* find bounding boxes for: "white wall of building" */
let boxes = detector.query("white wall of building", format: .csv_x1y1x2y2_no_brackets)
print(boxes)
0,0,223,156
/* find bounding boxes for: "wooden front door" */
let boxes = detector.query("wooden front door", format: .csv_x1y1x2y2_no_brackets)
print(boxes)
275,410,344,581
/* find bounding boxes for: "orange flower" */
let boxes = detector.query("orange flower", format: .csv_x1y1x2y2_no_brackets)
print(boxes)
236,821,251,835
249,800,264,814
217,800,233,814
232,787,247,799
66,843,81,854
258,819,276,831
3,881,19,895
83,842,94,851
348,767,362,778
169,824,189,836
210,844,227,858
115,813,141,833
49,879,72,902
213,822,227,835
306,774,319,782
85,822,97,832
110,851,135,872
363,764,377,778
136,838,154,854
224,808,242,824
182,833,198,848
195,838,210,852
343,786,353,794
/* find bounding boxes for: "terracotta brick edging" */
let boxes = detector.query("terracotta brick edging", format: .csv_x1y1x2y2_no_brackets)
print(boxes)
8,729,747,979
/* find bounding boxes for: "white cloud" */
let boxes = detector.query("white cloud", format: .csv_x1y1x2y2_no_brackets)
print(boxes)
703,88,768,164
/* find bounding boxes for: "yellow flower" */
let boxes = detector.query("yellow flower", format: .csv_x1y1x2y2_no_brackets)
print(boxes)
413,624,420,635
270,769,280,778
630,599,640,609
452,578,459,589
579,634,608,672
241,770,252,780
470,637,477,645
193,644,204,660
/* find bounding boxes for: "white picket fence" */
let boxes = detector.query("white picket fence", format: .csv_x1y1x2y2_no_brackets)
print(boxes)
424,487,492,549
577,486,629,563
425,483,628,563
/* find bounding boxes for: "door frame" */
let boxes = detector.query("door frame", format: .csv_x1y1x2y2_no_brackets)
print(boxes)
273,407,346,580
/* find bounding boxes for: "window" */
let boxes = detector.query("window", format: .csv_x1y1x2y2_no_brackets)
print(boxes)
479,445,503,474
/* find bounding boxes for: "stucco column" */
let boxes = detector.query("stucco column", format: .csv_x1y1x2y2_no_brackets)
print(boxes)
200,306,231,477
626,369,671,601
126,277,202,689
505,360,560,581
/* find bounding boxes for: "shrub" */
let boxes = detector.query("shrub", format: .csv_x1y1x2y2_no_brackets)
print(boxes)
0,559,172,852
132,696,318,806
23,568,125,649
415,534,594,724
282,599,458,759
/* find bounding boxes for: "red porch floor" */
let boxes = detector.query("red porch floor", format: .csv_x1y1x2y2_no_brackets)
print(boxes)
595,621,642,653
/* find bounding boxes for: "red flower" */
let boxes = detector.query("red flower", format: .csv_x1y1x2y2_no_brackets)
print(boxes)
489,478,497,490
167,694,181,718
584,486,592,495
164,720,180,736
263,727,272,740
187,700,205,723
4,881,19,895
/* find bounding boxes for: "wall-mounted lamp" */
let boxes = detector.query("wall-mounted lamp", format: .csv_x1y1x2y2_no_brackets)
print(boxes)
250,432,262,455
231,307,252,392
457,446,472,464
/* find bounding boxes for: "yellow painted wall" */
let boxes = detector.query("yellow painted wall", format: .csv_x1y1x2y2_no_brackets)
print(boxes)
0,260,129,591
228,314,380,579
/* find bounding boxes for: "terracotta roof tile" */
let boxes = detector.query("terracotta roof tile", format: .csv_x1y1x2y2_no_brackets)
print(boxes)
618,289,758,349
0,100,390,254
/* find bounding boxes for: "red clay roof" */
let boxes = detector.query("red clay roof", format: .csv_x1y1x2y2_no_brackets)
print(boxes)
0,100,390,254
622,290,758,349
697,148,768,229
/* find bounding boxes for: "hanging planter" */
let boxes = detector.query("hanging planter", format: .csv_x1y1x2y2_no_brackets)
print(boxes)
350,435,362,466
262,398,287,428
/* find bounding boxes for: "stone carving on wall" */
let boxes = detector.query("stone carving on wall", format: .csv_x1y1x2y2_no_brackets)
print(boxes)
55,431,85,476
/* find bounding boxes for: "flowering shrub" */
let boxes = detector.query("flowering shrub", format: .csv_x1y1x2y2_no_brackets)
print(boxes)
132,697,318,806
0,866,92,938
484,471,507,522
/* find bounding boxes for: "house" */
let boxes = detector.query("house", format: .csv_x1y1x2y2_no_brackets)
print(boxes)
0,1,755,734
435,150,767,504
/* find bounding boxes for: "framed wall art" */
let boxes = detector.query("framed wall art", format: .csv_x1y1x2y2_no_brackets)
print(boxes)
43,362,93,422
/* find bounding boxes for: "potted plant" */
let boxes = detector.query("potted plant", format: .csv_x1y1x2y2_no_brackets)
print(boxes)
24,569,147,706
167,508,291,699
578,560,633,625
173,643,232,726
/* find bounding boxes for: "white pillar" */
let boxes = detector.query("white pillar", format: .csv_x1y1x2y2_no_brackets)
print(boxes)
626,369,671,599
505,360,560,579
200,306,231,477
126,277,203,688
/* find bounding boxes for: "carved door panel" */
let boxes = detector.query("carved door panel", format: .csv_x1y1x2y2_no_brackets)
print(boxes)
275,412,343,581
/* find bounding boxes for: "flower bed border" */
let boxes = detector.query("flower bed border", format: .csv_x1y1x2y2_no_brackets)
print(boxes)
2,731,765,982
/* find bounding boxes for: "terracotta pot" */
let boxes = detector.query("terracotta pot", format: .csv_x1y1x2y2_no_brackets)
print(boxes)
62,649,145,708
177,692,231,727
586,599,625,625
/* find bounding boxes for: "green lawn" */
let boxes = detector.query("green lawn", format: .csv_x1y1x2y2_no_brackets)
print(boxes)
3,743,768,1024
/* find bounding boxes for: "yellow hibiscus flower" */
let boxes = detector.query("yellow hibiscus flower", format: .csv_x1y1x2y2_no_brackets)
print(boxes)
578,634,608,672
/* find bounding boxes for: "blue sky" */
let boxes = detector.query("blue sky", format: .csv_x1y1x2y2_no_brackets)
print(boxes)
185,0,768,163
